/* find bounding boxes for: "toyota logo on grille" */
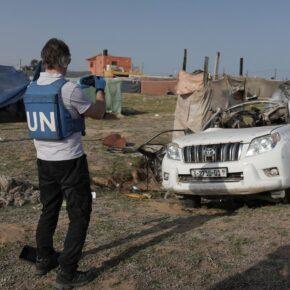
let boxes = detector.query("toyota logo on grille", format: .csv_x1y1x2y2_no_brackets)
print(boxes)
204,147,216,157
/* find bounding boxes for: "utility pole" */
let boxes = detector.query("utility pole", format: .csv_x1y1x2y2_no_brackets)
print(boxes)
239,57,244,76
203,56,209,85
19,59,22,70
182,49,187,71
213,51,220,80
274,68,277,80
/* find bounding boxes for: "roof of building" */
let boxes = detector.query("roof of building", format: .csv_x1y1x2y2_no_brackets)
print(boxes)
86,54,131,61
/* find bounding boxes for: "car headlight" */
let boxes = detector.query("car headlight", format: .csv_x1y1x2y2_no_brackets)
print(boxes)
246,133,280,157
166,143,181,160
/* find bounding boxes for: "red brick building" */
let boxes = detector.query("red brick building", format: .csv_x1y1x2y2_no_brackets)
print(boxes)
87,50,132,76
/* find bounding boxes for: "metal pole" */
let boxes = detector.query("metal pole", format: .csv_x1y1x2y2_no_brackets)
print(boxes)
182,49,187,71
239,57,244,76
213,51,220,80
203,56,209,85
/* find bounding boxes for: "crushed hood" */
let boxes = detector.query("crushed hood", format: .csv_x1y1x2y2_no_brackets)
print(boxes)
175,125,284,147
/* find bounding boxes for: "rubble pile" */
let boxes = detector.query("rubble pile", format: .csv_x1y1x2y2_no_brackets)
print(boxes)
0,175,39,208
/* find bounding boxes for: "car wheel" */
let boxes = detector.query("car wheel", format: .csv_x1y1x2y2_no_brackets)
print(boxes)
282,189,290,204
180,195,201,208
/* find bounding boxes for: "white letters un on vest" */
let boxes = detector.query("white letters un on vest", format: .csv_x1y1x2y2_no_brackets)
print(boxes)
26,111,57,132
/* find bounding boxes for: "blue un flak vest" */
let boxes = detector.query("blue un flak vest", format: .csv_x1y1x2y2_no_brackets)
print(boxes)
23,79,85,140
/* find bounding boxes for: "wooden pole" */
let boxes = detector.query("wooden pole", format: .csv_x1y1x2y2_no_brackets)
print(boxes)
203,56,209,85
213,51,220,80
182,49,187,71
239,57,244,76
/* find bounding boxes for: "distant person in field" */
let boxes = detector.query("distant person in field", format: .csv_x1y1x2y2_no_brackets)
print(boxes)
23,38,106,289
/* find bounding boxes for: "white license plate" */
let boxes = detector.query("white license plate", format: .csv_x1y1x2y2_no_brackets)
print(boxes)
191,168,228,178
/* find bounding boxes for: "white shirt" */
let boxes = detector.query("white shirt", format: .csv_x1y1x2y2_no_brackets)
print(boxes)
33,72,92,161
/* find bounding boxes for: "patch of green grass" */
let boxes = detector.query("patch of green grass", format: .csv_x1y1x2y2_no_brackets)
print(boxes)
228,235,252,256
189,234,202,245
93,219,116,234
0,244,13,259
122,94,177,114
185,251,203,266
146,280,162,288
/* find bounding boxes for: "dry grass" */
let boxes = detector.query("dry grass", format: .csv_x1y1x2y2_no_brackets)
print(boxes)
1,94,290,289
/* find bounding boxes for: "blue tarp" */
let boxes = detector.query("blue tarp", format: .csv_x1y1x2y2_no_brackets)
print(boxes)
0,65,30,108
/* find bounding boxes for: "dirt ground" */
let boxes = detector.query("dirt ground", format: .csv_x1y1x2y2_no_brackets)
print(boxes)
1,94,290,289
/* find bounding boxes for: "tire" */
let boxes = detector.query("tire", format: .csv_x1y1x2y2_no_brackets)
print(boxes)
180,195,201,208
282,189,290,204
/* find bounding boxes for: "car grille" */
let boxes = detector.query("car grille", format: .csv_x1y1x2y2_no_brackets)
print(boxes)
183,143,243,163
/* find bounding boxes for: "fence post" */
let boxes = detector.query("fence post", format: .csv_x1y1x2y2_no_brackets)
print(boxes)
203,56,209,85
239,57,244,76
214,51,220,80
182,49,187,71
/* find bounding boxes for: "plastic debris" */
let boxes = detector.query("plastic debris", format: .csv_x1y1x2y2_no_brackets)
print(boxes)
131,185,141,193
124,193,152,199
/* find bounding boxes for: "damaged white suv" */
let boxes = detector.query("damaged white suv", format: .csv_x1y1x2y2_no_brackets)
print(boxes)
162,100,290,205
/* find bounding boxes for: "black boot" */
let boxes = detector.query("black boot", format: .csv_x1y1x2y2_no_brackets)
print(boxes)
35,253,59,276
55,268,97,289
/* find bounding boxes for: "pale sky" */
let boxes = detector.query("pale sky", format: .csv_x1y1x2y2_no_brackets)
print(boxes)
1,0,290,79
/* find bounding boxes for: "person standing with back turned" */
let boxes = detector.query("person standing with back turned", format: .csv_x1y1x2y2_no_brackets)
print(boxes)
23,38,106,289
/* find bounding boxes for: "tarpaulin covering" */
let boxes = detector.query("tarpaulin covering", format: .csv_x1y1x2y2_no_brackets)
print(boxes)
79,75,122,114
105,78,122,113
0,65,29,108
210,75,246,110
173,70,283,140
175,70,204,95
173,71,212,140
244,77,281,99
210,76,282,109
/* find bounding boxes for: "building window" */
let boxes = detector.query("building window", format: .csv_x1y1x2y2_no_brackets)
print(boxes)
90,62,94,68
111,61,118,66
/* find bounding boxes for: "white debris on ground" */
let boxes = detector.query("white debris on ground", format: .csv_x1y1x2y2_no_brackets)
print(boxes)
0,175,39,208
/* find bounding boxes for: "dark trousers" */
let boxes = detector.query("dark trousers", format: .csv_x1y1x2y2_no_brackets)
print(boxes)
36,154,92,273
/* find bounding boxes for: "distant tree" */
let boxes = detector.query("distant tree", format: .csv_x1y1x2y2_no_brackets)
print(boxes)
30,59,39,71
21,59,40,75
